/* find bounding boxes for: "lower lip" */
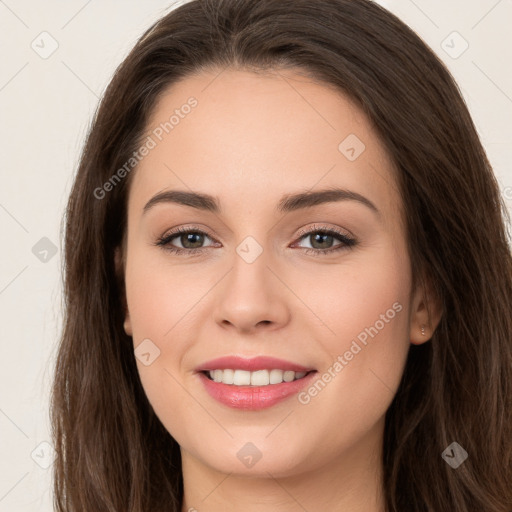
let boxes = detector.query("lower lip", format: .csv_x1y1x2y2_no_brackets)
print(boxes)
198,371,317,410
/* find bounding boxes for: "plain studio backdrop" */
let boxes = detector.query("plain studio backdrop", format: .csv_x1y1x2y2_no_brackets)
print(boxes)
0,0,511,510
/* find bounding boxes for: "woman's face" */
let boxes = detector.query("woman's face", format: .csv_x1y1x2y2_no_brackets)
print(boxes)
118,68,429,478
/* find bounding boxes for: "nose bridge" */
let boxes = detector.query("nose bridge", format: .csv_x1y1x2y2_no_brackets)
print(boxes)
229,234,272,299
213,232,290,331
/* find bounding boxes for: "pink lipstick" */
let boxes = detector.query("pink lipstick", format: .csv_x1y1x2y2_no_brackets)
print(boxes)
195,356,317,410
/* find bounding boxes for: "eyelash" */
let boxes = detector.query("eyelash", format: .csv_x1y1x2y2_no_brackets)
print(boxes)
154,223,357,257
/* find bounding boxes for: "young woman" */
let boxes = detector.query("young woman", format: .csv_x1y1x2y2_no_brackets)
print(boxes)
50,0,512,510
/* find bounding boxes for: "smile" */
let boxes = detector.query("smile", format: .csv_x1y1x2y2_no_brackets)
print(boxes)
195,355,317,410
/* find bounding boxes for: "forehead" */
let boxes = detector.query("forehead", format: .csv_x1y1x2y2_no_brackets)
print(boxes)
129,68,400,220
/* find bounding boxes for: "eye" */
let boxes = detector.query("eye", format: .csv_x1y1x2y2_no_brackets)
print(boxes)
155,226,218,255
154,223,357,257
293,224,357,256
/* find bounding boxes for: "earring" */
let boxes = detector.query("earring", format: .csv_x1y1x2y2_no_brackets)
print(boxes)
421,325,426,336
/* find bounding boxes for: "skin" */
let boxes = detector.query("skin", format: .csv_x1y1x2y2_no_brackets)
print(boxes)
116,68,441,512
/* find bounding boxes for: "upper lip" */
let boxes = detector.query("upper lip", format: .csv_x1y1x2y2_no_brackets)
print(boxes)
195,356,315,373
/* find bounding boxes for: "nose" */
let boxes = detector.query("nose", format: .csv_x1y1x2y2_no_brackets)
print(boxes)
213,248,291,334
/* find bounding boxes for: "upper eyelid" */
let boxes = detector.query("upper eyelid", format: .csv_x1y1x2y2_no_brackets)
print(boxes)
295,223,354,239
160,224,354,245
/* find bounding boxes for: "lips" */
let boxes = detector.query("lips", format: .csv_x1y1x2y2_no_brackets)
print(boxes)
195,356,317,410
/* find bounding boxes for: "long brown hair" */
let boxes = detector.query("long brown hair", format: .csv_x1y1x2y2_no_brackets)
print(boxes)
51,0,512,510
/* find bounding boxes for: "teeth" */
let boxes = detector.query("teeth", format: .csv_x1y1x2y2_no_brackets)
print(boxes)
220,368,234,384
251,370,269,386
207,369,308,386
283,370,295,382
269,369,284,384
233,369,251,385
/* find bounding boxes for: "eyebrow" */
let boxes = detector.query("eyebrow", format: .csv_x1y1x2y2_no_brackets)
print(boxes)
142,187,380,217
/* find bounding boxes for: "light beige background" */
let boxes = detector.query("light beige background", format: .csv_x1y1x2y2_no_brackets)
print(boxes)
0,1,510,510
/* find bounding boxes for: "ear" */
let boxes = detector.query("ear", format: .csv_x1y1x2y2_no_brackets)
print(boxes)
409,275,443,345
114,246,132,337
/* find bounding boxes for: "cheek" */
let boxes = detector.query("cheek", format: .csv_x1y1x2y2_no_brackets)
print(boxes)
297,243,410,355
123,245,216,413
123,251,200,438
124,246,205,340
296,245,412,432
